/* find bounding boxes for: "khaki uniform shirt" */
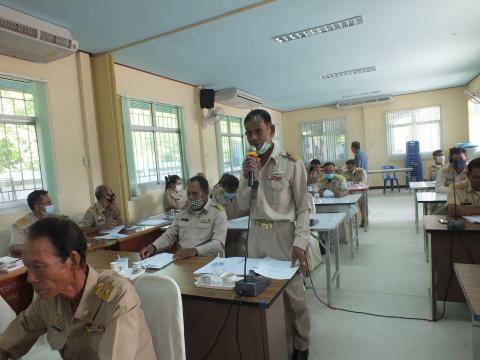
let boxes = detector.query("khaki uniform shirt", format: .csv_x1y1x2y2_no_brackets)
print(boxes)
152,200,227,256
343,168,366,184
316,174,348,193
10,212,47,247
163,188,187,212
211,185,242,219
435,164,467,194
447,180,480,207
237,145,310,250
307,172,322,186
81,203,121,228
0,266,156,360
428,164,443,181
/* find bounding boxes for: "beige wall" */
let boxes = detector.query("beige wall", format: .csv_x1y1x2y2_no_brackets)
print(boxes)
0,52,101,232
284,87,469,186
114,64,283,221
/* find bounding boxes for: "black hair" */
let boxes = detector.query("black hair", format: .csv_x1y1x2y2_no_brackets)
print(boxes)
310,159,321,166
244,109,272,126
94,185,112,201
351,141,360,150
28,217,87,267
220,174,239,192
346,159,357,166
467,157,480,173
449,147,467,162
27,190,49,211
187,175,210,194
432,149,444,158
323,162,336,168
165,175,181,190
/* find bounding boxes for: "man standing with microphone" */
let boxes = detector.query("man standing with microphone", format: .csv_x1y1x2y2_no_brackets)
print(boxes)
238,109,311,360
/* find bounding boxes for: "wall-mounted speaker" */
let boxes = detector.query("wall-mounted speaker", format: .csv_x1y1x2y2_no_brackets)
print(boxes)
200,89,215,109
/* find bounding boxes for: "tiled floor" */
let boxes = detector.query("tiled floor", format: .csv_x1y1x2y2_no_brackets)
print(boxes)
21,189,473,359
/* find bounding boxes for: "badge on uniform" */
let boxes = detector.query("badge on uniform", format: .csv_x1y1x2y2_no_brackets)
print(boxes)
49,322,63,333
268,171,284,181
85,323,105,333
200,218,212,224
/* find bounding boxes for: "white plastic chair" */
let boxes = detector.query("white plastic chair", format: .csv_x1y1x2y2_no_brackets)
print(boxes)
134,274,186,360
0,295,15,332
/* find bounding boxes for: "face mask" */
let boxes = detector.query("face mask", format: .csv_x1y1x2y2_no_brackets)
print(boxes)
175,184,182,192
324,173,335,180
105,193,115,203
453,159,466,170
224,192,236,200
189,198,206,211
257,142,271,155
44,204,55,214
435,156,445,164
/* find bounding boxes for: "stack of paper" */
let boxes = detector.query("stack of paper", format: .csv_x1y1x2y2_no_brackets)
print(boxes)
94,233,129,240
134,253,174,269
0,256,24,273
100,225,125,234
194,257,298,280
137,219,170,227
463,216,480,224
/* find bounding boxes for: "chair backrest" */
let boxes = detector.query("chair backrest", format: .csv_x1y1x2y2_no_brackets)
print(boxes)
0,228,11,257
0,295,16,332
307,193,317,214
381,165,396,180
134,274,186,360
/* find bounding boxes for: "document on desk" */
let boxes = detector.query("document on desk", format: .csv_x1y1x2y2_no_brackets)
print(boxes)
137,219,170,226
463,216,480,224
194,257,297,280
135,253,174,269
94,233,129,240
0,256,24,273
100,225,125,234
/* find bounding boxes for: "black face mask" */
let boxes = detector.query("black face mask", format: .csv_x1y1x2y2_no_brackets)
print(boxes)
106,193,116,203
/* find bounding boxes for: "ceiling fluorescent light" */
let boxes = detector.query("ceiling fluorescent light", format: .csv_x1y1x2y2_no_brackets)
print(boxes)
274,15,364,43
320,66,376,80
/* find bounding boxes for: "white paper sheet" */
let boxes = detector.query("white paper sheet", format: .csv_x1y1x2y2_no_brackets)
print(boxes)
254,257,298,280
134,253,174,269
463,216,480,224
100,225,125,234
137,219,170,226
0,256,23,272
94,233,129,240
323,189,334,198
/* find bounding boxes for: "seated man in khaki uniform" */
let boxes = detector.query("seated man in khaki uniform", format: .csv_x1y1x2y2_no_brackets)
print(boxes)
9,189,53,256
81,185,122,234
140,176,227,261
211,173,248,220
429,149,445,181
316,162,349,197
0,217,156,360
307,159,322,186
435,147,467,194
343,159,367,227
447,157,480,217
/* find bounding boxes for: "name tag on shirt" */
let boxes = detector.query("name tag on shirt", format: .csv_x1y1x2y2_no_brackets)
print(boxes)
200,218,212,224
49,322,63,333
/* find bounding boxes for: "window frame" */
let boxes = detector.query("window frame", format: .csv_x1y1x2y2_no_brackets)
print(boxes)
215,115,246,177
385,105,443,160
300,117,347,165
122,97,188,196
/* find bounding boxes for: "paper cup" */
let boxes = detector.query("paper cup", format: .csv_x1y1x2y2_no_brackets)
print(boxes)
220,272,236,286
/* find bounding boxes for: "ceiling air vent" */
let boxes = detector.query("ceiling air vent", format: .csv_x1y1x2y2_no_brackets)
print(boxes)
337,95,393,109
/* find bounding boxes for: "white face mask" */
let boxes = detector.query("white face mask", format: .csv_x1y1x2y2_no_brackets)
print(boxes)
44,204,55,214
175,184,182,192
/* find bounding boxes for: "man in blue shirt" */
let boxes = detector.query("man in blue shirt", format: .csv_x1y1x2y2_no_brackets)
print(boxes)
351,141,368,171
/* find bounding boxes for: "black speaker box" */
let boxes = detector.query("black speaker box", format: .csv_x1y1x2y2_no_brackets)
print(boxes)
200,89,215,109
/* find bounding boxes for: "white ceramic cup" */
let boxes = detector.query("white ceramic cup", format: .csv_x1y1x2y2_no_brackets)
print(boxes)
110,261,121,273
116,257,129,274
220,272,236,286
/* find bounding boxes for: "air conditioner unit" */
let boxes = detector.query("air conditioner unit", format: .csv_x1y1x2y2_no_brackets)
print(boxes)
336,95,393,109
0,4,78,63
215,88,263,109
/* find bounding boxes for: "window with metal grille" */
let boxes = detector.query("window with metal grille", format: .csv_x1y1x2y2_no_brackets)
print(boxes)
0,78,43,204
216,116,245,177
468,99,480,146
385,106,442,159
129,100,185,185
301,118,346,164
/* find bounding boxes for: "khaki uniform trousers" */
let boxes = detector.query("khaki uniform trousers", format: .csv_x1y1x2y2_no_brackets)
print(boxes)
249,221,310,353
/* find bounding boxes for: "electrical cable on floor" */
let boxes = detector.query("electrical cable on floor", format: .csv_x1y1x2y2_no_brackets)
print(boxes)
305,258,433,322
235,299,243,360
437,237,454,321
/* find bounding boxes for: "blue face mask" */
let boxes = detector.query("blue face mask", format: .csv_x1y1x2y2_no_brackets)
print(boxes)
224,192,236,200
324,173,335,180
453,159,466,170
257,142,271,155
44,204,55,214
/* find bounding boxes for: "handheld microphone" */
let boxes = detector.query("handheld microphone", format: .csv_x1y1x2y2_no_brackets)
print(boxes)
246,146,258,187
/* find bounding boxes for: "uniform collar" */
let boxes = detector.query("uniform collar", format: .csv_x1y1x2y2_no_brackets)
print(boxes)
73,265,99,320
262,143,281,165
95,202,106,213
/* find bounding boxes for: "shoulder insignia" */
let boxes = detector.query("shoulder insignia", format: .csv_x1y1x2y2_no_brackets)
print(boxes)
454,182,466,189
335,174,346,181
15,216,28,227
441,167,450,174
95,280,115,302
213,203,225,211
286,151,299,162
95,272,131,303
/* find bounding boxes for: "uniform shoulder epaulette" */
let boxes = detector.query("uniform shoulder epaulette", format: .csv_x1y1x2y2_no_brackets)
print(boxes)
441,166,451,174
335,174,346,181
285,151,299,162
95,272,132,303
15,215,28,227
213,203,225,211
453,181,466,189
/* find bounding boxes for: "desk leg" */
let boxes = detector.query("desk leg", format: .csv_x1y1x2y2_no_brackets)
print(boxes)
473,318,480,360
430,240,438,321
349,217,354,259
415,190,419,234
335,228,340,289
326,231,332,306
364,191,369,232
355,213,359,249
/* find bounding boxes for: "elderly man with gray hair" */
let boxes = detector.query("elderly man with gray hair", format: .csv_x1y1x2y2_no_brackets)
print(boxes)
81,185,122,234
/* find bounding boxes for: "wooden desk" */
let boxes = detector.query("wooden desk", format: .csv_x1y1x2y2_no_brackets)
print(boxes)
424,215,480,321
0,267,32,314
454,263,480,360
87,251,289,359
